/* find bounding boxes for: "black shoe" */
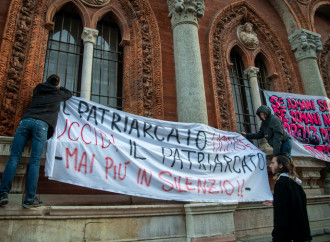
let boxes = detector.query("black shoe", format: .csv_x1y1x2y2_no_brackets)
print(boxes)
22,197,43,209
0,193,8,206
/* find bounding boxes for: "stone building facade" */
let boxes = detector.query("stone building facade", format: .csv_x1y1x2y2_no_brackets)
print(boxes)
0,0,329,241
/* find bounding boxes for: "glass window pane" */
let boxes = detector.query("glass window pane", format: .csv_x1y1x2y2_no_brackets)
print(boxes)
229,50,258,145
42,4,83,96
255,54,271,105
92,16,123,110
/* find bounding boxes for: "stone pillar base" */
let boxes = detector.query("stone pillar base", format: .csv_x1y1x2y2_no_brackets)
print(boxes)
294,157,326,196
185,202,237,242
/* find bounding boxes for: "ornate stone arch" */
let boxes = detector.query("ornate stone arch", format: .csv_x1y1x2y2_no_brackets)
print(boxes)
310,1,330,96
253,50,277,78
226,41,251,68
319,36,330,96
253,50,278,92
309,0,330,33
46,0,164,118
208,1,299,131
0,0,163,137
117,0,163,119
0,0,52,136
45,0,90,29
284,0,310,30
91,5,130,45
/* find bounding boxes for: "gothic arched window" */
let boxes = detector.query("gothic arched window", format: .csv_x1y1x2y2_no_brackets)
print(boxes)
255,54,270,105
92,15,123,110
229,50,258,135
43,4,83,96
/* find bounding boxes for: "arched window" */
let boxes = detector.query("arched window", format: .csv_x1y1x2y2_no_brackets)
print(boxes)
255,54,270,105
229,50,258,135
92,15,123,110
43,4,83,95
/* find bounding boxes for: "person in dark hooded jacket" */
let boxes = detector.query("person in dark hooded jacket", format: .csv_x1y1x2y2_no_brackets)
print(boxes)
241,105,292,156
0,74,72,208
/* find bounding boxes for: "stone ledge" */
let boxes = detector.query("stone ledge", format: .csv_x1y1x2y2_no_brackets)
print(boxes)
184,202,237,215
191,234,236,242
1,196,329,218
311,227,330,236
307,195,330,204
0,204,186,219
235,195,330,210
237,236,272,242
49,204,185,217
0,206,48,217
236,201,269,210
3,193,184,207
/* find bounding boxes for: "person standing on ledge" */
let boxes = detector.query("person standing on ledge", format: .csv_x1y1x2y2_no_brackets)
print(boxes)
241,105,292,157
0,74,72,208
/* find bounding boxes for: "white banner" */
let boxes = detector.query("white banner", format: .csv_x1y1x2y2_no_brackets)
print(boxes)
264,90,330,162
46,97,272,202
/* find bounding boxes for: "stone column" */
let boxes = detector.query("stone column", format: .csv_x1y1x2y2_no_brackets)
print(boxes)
289,29,330,195
168,0,208,124
289,29,325,96
244,67,261,128
80,27,99,100
243,67,271,152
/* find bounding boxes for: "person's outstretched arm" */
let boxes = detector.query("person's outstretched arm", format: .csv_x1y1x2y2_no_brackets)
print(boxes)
57,86,72,101
245,129,264,140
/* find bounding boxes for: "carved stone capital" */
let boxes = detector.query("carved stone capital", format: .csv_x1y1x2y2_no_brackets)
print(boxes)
81,27,99,45
244,66,259,78
167,0,205,28
289,29,323,61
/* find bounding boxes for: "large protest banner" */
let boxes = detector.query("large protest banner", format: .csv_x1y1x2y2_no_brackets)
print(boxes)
45,96,272,202
264,90,330,162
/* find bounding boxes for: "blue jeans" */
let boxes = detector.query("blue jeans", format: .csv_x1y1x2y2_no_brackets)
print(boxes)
0,118,48,202
280,138,292,158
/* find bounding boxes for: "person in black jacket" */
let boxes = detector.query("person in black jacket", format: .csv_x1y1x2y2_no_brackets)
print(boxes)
269,154,312,242
0,74,72,208
241,105,292,157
